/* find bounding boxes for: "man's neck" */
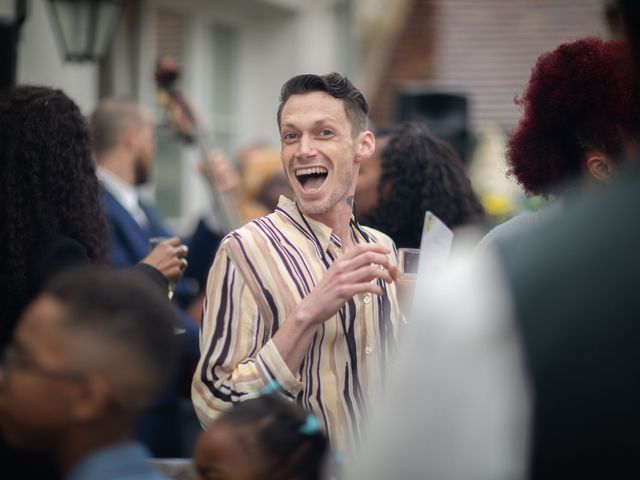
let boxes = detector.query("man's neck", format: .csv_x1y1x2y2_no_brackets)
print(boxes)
307,197,355,250
98,149,135,186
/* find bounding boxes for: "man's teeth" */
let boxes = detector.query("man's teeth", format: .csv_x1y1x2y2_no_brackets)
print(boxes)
296,167,328,177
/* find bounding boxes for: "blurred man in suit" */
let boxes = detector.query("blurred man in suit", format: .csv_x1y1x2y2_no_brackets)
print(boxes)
90,97,221,456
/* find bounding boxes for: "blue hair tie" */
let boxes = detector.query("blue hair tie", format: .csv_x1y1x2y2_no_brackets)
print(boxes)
299,413,321,435
262,379,280,395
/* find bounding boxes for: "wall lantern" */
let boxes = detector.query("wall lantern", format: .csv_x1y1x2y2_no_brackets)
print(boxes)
48,0,124,62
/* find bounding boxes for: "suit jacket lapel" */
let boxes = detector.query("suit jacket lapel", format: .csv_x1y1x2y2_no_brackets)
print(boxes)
101,188,153,262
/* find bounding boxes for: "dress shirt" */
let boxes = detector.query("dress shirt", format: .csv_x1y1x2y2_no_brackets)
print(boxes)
98,167,150,230
66,441,168,480
192,196,400,452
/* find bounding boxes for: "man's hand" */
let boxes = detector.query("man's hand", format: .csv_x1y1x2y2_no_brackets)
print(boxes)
272,243,396,375
295,243,396,326
140,236,189,283
197,150,240,193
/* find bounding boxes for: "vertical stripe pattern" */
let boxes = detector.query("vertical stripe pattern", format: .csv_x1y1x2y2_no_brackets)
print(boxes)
192,196,400,452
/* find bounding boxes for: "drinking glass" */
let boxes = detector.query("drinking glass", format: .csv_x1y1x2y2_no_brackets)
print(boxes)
148,236,176,299
396,248,420,320
148,236,185,335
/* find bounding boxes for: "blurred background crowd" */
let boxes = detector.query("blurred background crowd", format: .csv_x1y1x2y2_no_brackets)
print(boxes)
0,0,621,230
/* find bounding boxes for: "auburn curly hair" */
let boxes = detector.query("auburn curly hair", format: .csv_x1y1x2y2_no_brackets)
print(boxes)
0,86,107,328
507,37,640,197
360,122,485,248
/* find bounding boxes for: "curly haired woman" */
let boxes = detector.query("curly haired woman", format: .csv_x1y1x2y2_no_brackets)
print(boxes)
477,37,640,252
0,86,109,344
0,86,190,479
356,121,484,248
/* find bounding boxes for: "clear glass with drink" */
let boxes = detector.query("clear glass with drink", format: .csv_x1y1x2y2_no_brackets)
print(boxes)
396,248,420,320
148,236,186,335
148,236,176,299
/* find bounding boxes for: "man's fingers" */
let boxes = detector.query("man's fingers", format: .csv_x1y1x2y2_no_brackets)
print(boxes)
349,282,385,297
342,251,394,272
342,243,390,260
342,264,394,286
163,236,181,247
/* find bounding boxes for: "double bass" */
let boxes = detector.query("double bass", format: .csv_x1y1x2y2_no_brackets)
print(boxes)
155,55,241,234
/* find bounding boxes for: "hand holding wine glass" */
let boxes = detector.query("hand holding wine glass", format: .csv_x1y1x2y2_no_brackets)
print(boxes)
143,236,188,334
142,236,189,298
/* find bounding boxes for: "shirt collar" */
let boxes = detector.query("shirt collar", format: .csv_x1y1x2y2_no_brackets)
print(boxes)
97,167,141,214
275,195,360,253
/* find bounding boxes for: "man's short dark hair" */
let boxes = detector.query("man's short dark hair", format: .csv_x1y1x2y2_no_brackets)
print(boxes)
277,72,369,135
44,267,178,414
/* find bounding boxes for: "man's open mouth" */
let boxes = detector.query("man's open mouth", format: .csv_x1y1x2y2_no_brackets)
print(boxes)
295,166,328,191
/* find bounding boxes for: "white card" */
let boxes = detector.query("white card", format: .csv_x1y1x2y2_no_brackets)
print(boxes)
412,212,454,312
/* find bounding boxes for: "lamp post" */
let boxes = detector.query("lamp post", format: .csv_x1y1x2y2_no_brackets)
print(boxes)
0,0,26,92
0,0,125,91
47,0,125,62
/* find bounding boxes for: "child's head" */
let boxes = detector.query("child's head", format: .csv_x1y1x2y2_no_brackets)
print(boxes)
194,394,329,480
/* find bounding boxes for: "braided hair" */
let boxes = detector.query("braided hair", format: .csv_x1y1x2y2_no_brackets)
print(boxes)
205,394,329,480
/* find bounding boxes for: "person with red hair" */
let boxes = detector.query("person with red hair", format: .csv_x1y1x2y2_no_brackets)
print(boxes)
477,37,640,251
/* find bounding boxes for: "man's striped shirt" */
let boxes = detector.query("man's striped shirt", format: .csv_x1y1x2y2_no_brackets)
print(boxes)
192,196,400,451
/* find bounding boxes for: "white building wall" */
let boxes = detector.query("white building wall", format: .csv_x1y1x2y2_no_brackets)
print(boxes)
7,0,99,113
4,0,359,229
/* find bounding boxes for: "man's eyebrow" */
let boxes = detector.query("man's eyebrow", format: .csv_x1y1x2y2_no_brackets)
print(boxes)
281,117,336,128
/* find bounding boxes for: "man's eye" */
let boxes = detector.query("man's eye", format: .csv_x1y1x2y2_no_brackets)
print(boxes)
283,132,297,141
319,129,333,137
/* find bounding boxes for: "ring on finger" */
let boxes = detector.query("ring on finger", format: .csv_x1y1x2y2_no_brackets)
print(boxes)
180,258,188,269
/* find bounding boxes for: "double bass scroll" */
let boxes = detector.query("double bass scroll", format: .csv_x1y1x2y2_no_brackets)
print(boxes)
155,55,241,234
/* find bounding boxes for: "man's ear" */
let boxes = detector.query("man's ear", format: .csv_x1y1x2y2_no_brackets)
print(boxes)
355,131,375,164
585,153,614,183
121,125,139,151
70,375,114,422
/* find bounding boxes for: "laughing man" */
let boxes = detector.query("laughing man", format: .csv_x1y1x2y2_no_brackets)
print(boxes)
192,73,401,451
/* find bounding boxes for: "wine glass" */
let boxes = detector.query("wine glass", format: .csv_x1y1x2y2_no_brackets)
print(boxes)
396,248,420,320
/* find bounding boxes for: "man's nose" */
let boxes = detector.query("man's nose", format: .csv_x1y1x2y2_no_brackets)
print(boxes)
296,134,316,157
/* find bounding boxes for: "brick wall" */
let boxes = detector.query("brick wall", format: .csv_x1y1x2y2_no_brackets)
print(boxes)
370,0,611,130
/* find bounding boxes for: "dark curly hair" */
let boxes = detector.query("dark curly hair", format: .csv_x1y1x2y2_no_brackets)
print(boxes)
277,72,368,134
507,37,640,197
360,121,484,248
0,86,107,329
206,393,329,480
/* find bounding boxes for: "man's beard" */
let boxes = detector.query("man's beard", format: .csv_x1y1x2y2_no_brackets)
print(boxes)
298,171,353,216
134,161,149,185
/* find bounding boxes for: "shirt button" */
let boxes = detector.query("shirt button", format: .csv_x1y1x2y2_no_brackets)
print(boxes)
363,295,371,304
365,346,373,355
